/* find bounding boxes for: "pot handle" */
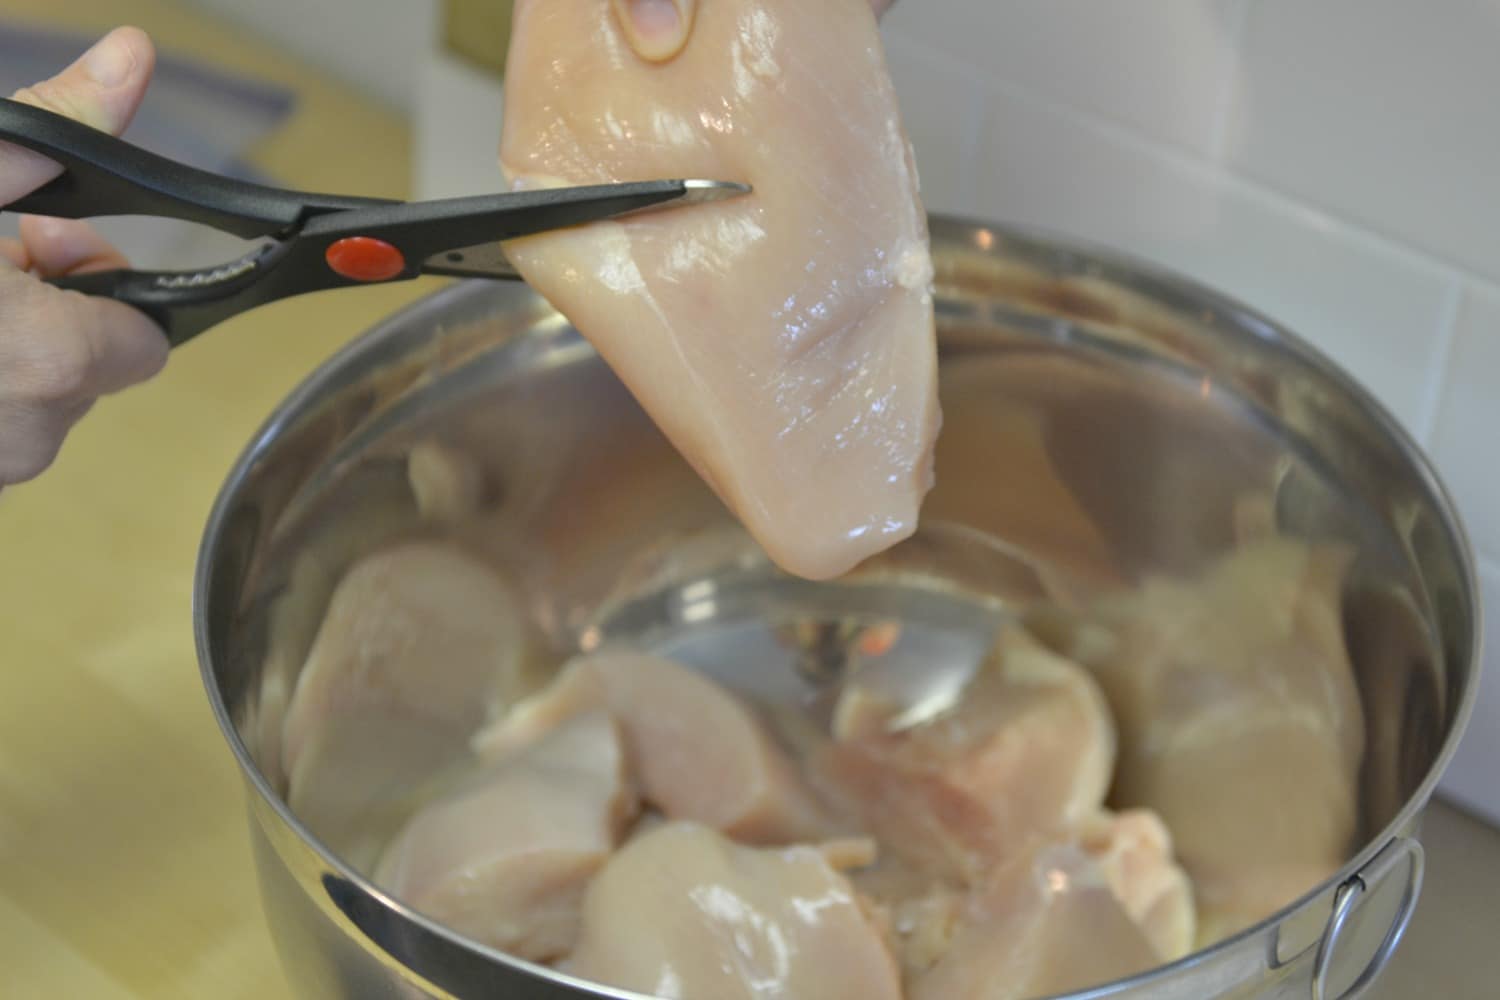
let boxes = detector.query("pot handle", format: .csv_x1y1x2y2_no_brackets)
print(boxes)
1312,836,1425,1000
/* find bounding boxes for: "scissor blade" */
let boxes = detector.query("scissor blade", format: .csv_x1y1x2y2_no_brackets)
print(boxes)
422,241,523,281
672,179,754,205
415,178,750,280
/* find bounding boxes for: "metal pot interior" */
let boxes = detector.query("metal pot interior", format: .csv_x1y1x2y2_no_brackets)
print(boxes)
195,216,1480,998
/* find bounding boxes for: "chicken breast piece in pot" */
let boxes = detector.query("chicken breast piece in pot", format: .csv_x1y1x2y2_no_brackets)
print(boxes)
909,839,1162,1000
375,711,636,962
564,821,903,1000
474,651,838,844
1042,536,1366,945
815,625,1116,881
281,541,541,869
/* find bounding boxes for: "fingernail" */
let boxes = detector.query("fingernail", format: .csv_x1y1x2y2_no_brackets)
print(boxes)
613,0,692,62
81,31,135,88
630,0,682,38
25,215,70,243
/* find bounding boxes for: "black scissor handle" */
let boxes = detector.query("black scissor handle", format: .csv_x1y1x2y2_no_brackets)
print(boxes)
0,97,392,238
47,244,289,348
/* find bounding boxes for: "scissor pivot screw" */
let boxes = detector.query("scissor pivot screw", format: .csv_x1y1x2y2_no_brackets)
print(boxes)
325,236,407,283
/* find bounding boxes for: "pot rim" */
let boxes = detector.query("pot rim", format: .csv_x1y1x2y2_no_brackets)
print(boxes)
194,214,1483,998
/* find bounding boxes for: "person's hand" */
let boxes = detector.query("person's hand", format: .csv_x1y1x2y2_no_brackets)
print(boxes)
0,27,167,489
612,0,897,62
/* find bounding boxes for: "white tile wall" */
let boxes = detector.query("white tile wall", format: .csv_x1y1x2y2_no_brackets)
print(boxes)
881,0,1250,157
876,0,1499,821
413,53,507,200
1225,0,1500,284
881,34,984,215
967,75,1456,433
1432,287,1500,563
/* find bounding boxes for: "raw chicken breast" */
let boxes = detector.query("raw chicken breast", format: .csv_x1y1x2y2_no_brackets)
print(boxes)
622,807,877,870
909,840,1161,1000
374,712,636,961
565,821,902,1000
498,0,941,581
1042,537,1366,945
473,652,836,843
855,810,1191,984
250,479,421,795
815,626,1115,881
850,860,967,980
281,542,542,868
1079,810,1196,962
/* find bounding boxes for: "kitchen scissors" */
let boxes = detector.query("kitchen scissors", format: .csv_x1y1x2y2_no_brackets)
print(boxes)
0,97,749,347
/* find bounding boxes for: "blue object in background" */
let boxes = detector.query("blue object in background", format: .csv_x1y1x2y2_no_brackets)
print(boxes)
0,19,296,268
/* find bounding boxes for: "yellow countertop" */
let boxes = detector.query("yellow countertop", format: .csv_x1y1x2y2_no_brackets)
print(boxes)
0,2,445,996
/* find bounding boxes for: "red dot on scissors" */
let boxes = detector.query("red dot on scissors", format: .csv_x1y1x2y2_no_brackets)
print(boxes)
325,237,406,282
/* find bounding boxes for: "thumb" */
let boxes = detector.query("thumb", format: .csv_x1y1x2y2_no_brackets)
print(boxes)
611,0,695,63
0,26,156,206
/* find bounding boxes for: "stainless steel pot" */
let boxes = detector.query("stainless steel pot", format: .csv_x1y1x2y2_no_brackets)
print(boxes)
195,216,1481,1000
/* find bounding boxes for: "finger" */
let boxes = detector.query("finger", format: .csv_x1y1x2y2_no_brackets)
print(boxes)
0,395,74,486
53,291,168,397
0,269,168,402
0,26,157,206
18,216,131,276
0,237,30,271
77,293,167,395
611,0,694,62
66,397,97,428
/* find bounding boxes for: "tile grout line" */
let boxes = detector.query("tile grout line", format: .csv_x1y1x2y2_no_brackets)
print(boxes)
880,28,986,210
1000,73,1465,285
893,26,1500,296
1414,282,1467,448
1205,0,1256,162
955,86,986,209
1222,164,1500,292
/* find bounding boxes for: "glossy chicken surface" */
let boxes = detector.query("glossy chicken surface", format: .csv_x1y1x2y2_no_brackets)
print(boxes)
279,542,538,868
375,712,636,961
1079,809,1196,962
908,839,1162,1000
472,651,836,844
564,821,903,1000
814,625,1116,882
498,0,941,581
1039,536,1366,944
